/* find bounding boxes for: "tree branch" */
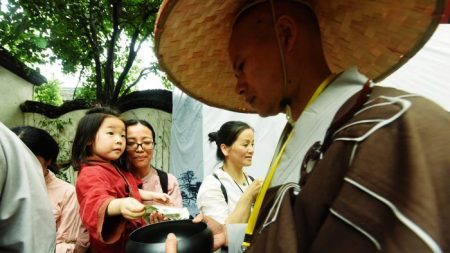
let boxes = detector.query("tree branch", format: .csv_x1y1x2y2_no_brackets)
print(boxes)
104,0,122,104
122,67,151,95
112,29,138,101
72,65,86,100
112,9,153,102
81,0,103,103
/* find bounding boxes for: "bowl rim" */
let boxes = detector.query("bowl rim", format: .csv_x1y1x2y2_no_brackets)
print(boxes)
127,219,211,245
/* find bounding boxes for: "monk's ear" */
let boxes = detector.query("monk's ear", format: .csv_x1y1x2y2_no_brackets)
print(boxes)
276,15,298,51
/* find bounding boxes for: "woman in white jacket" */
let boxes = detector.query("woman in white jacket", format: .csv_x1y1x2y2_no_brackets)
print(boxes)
197,121,262,224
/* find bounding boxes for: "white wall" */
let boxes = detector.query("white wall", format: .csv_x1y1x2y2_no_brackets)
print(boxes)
0,66,34,127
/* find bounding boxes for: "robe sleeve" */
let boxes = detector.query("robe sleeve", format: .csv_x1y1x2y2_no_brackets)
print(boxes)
76,166,125,244
55,185,90,253
226,224,246,253
0,123,56,253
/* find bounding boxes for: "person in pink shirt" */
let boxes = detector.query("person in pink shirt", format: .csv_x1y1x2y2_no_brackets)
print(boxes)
125,119,183,209
12,126,90,253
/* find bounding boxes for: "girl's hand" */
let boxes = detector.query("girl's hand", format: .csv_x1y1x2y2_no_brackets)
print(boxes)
120,197,146,220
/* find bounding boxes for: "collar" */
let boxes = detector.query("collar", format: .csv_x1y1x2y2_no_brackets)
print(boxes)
270,67,368,186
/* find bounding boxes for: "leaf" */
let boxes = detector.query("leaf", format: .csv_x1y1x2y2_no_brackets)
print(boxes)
34,37,47,49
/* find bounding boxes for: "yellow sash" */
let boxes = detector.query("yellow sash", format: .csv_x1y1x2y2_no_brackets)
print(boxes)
242,73,337,249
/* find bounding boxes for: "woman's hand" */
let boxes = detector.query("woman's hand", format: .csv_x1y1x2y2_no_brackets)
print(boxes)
225,179,262,223
152,192,172,204
139,189,172,204
244,179,262,202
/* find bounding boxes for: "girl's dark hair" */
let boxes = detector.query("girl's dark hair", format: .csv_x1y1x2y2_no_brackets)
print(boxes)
11,126,60,173
125,119,156,143
71,107,122,170
208,121,253,161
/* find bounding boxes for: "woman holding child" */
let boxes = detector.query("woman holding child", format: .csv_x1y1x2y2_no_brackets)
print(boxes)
72,107,171,253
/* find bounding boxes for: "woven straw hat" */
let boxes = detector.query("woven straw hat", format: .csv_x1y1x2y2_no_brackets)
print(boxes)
154,0,447,113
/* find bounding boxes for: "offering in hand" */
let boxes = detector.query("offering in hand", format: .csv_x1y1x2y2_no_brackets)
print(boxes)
143,204,190,223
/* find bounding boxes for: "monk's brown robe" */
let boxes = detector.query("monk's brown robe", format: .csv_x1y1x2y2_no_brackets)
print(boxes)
248,87,450,253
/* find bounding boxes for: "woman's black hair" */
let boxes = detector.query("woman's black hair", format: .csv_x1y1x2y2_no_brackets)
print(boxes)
11,126,60,173
125,119,156,143
71,106,123,171
208,121,253,161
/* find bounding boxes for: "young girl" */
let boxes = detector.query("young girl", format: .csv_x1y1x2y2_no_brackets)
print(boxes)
71,107,171,253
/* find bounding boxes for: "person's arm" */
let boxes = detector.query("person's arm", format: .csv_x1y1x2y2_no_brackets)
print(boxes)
167,174,183,208
225,179,262,224
75,224,90,253
0,124,56,253
54,186,87,253
76,166,139,244
138,188,171,204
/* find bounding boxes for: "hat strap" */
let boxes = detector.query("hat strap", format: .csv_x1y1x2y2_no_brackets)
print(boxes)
268,0,291,123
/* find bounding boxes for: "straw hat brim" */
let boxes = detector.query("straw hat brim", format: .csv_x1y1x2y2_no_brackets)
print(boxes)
154,0,446,113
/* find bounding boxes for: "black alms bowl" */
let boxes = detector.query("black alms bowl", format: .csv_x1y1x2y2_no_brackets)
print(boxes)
125,220,213,253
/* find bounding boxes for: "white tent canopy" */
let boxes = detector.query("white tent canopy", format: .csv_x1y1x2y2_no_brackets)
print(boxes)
170,89,285,214
381,25,450,111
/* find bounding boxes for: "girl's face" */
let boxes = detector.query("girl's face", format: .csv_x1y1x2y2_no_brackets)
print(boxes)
90,116,126,162
222,128,255,168
126,123,155,171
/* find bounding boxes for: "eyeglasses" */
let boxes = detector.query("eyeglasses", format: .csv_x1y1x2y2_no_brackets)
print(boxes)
126,141,155,150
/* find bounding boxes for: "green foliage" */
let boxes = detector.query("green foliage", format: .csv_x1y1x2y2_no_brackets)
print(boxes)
74,83,96,104
0,2,50,65
150,61,172,90
34,79,64,106
34,117,73,162
0,0,169,105
34,117,74,182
